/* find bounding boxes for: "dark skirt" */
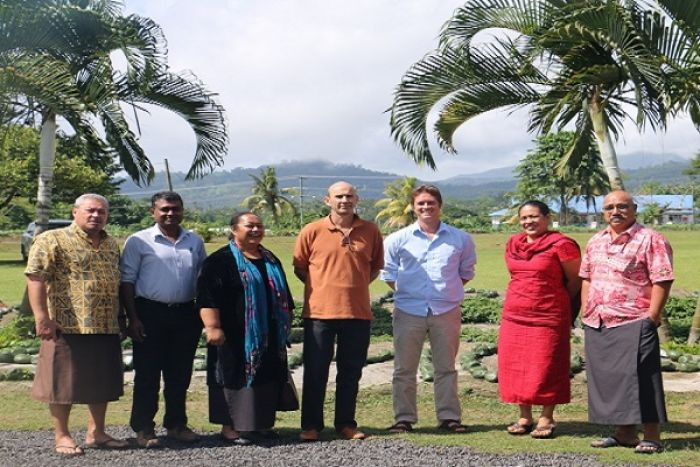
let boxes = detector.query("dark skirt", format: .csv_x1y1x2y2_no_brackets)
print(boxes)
32,333,124,404
584,318,667,424
222,382,281,432
206,344,284,430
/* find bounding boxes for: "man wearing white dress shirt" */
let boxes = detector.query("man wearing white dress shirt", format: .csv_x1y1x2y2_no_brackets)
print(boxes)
120,191,206,448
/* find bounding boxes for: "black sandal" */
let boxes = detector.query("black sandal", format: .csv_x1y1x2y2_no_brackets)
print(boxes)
387,421,413,433
438,420,467,433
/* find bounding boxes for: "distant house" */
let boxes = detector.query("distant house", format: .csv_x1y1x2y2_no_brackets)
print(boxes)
489,194,695,228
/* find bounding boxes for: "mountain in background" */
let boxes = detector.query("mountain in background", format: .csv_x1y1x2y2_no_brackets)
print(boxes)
118,153,692,208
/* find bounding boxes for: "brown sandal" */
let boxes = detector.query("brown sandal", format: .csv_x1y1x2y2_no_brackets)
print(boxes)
531,424,556,439
438,420,467,433
506,421,533,435
388,421,413,433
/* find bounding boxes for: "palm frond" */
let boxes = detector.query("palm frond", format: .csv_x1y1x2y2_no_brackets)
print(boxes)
128,71,228,180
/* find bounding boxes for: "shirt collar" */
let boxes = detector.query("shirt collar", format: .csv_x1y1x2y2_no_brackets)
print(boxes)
69,222,107,241
323,214,362,231
150,223,186,241
604,221,642,242
410,221,445,237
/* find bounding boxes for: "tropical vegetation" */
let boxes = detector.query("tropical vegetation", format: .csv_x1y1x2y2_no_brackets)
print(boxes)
0,0,228,233
514,131,609,224
390,0,700,191
241,166,296,226
375,176,417,228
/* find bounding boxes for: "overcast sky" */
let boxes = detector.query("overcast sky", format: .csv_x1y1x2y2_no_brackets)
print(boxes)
122,0,699,181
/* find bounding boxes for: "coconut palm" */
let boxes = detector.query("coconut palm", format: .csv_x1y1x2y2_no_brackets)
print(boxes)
1,0,228,233
241,166,296,226
375,176,417,229
390,0,700,190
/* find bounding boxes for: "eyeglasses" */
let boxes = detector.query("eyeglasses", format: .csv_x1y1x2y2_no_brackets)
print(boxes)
602,203,632,212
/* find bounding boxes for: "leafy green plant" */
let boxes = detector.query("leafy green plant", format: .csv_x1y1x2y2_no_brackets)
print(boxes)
461,327,498,344
371,303,393,337
665,296,697,343
0,315,35,348
461,294,502,324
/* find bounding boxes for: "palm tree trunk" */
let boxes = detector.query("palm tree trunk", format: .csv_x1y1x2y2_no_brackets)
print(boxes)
36,109,57,235
589,96,624,191
19,110,57,317
688,296,700,345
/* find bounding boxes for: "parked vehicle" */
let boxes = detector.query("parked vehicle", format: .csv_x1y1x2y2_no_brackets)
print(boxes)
20,220,72,261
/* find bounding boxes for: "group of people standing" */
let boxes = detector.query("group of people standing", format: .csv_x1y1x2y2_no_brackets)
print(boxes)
24,183,673,457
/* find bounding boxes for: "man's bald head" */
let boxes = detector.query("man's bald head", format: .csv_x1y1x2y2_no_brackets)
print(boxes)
602,190,637,233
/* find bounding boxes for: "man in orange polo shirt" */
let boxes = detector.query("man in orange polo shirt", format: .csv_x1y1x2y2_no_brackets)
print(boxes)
293,181,383,442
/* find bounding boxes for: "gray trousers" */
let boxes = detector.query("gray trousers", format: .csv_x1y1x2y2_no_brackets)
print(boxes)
392,307,462,424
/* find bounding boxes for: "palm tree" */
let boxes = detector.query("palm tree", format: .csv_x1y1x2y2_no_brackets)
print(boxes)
241,167,296,226
390,0,700,190
375,176,417,229
1,0,228,233
515,131,609,224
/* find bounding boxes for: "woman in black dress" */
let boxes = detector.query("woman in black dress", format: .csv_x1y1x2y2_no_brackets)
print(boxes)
198,212,294,443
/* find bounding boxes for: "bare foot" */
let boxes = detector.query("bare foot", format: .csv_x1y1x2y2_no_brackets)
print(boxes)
54,435,83,456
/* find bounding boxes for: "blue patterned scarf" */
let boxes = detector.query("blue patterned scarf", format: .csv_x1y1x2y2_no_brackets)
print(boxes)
229,241,292,387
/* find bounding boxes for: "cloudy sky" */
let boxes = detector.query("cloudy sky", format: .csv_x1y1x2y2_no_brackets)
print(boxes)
123,0,699,181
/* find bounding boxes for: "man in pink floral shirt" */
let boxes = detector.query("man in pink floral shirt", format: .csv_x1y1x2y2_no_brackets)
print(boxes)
580,190,673,454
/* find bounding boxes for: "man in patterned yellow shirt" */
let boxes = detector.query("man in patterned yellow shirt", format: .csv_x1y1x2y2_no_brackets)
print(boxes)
25,194,127,456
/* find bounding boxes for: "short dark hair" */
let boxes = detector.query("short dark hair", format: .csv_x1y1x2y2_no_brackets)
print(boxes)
518,200,550,217
151,191,183,208
229,211,259,226
411,185,442,206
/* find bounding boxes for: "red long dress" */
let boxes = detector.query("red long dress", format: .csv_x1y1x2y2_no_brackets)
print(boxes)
497,231,580,405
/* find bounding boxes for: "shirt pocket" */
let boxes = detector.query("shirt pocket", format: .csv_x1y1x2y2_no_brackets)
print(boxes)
610,256,649,287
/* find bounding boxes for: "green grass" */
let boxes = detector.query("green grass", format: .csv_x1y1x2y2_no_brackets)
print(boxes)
0,376,697,465
2,230,698,307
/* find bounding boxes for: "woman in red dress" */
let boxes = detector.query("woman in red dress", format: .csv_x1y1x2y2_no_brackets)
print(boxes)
498,200,581,439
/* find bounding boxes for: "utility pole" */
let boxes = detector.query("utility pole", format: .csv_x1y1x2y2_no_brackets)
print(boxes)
164,158,173,191
299,176,304,229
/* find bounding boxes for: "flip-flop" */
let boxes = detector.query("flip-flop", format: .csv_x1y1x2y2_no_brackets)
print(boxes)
506,421,534,435
530,424,556,439
84,437,129,449
635,440,664,454
388,421,413,433
591,436,640,448
437,420,467,433
55,444,84,456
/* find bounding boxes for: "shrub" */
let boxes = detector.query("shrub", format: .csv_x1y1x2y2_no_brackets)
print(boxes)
0,314,35,348
665,296,697,343
461,294,502,324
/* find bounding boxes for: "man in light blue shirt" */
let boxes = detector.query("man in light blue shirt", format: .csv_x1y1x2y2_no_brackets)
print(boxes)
381,185,476,434
120,191,206,448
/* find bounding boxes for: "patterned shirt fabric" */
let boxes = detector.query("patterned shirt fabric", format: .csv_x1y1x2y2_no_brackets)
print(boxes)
381,221,476,316
579,222,674,328
120,224,206,304
25,223,121,334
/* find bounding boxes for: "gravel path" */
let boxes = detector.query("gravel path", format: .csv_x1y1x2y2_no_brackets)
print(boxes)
0,427,666,467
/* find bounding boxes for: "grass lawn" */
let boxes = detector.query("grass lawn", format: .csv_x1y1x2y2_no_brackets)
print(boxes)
1,230,699,306
0,375,698,465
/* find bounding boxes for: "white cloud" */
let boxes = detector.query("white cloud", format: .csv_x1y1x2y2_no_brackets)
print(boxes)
120,0,699,180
